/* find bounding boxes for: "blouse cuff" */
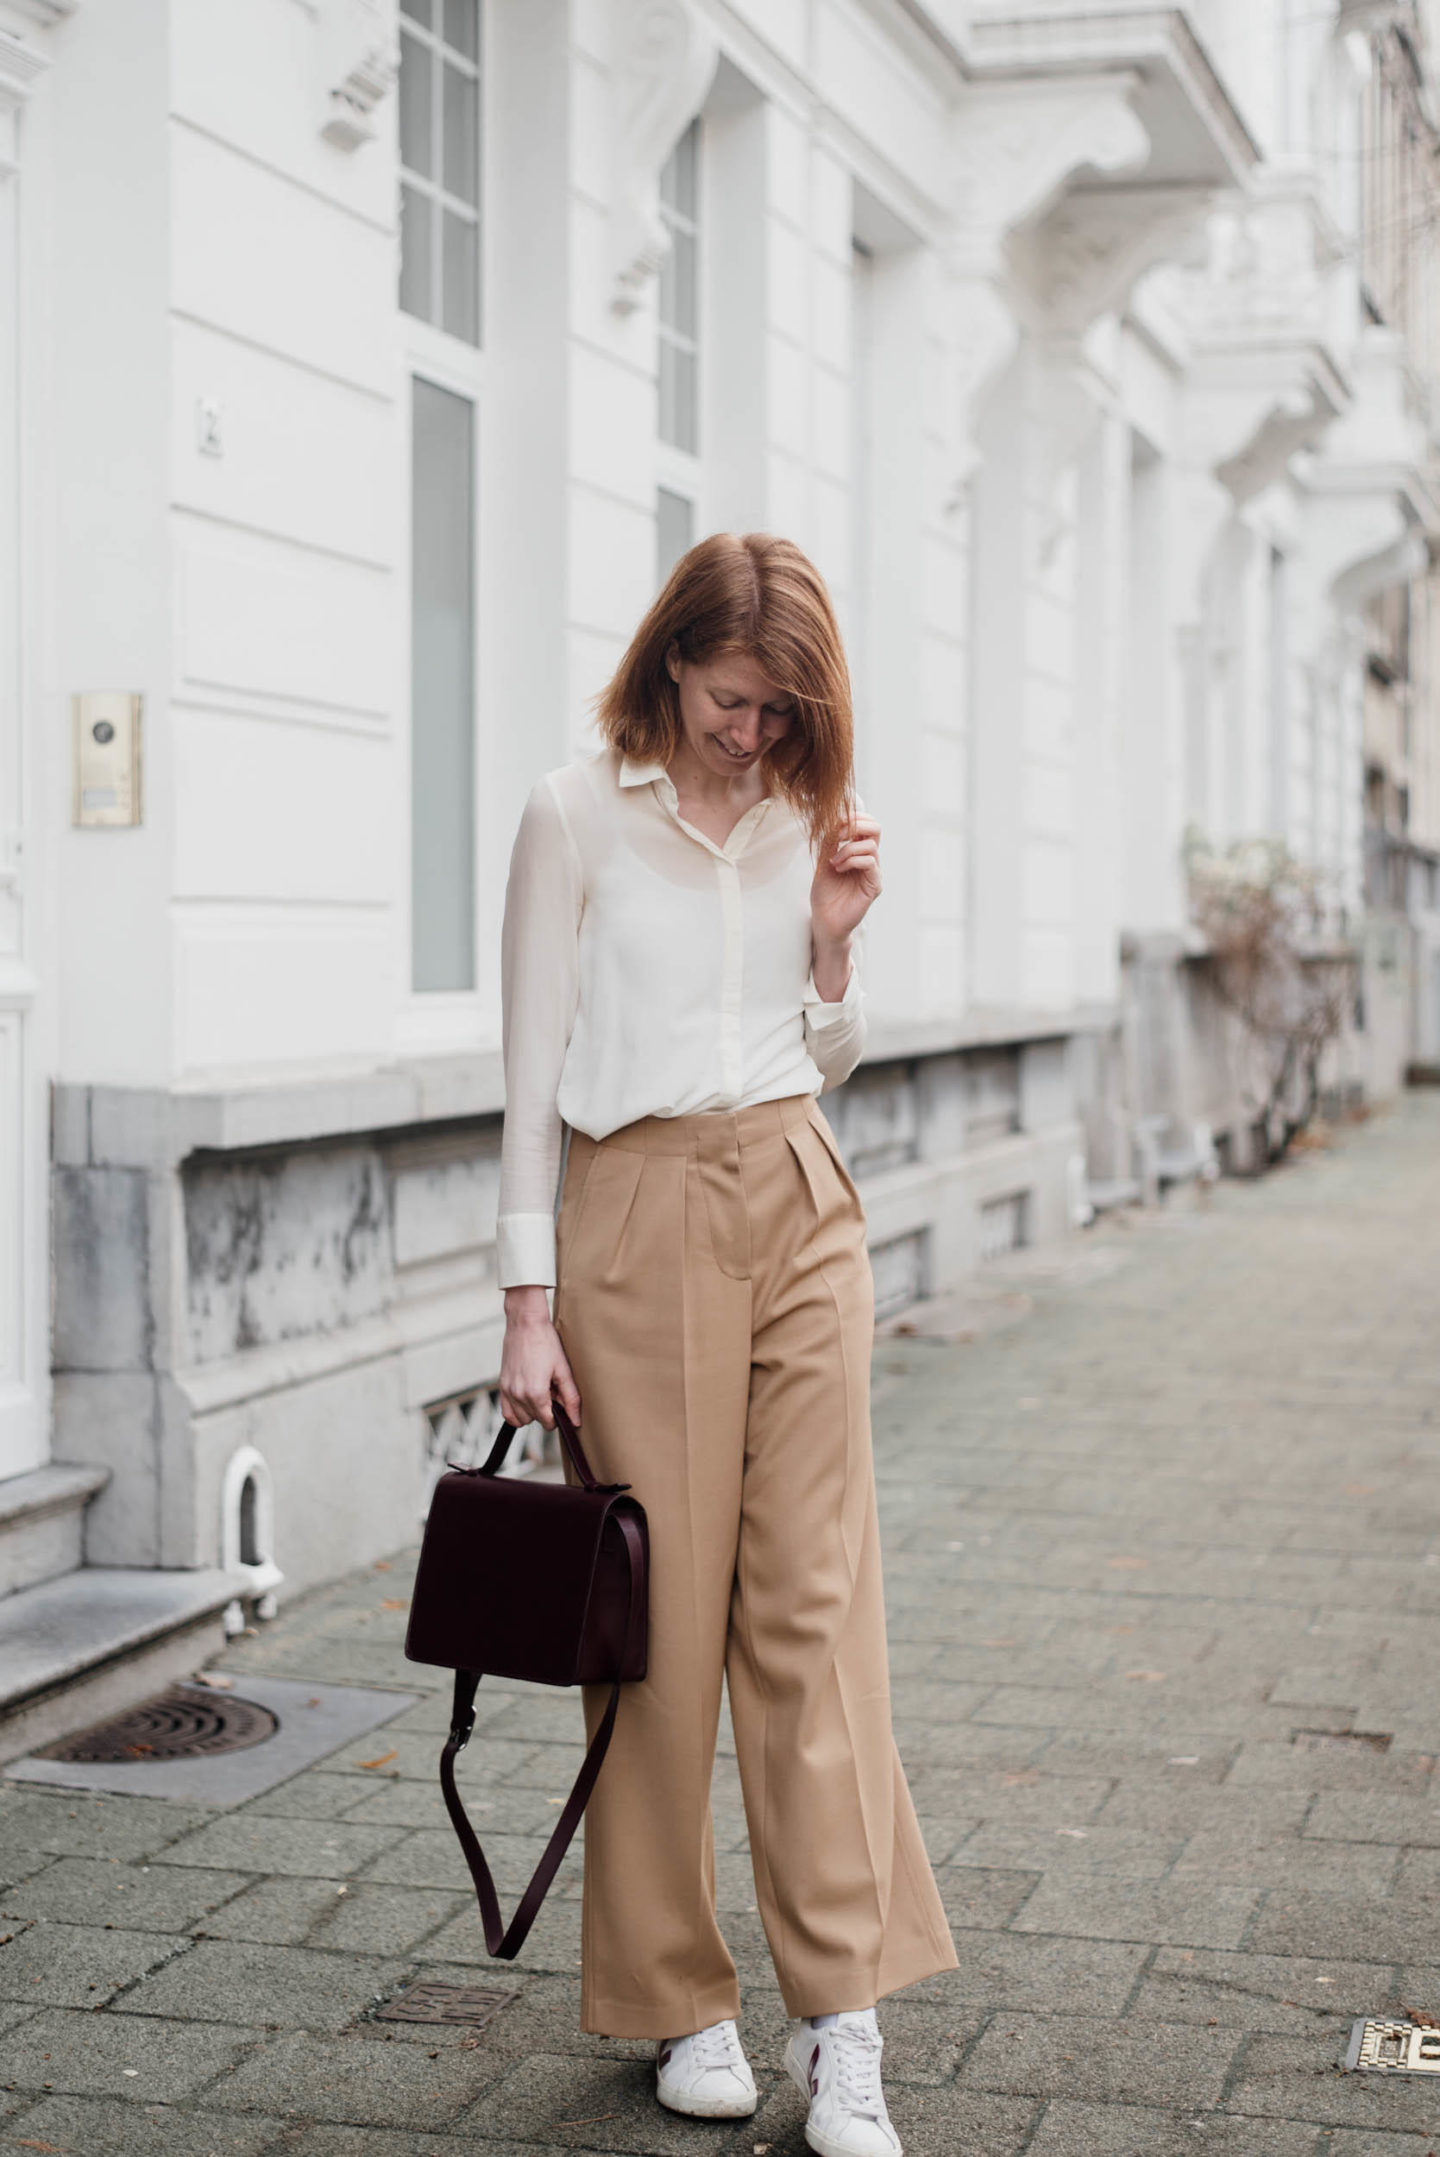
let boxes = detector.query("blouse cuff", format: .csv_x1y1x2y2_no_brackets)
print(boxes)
802,959,862,1027
496,1212,557,1291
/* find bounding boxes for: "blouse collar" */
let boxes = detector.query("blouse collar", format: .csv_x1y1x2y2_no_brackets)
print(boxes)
618,754,668,788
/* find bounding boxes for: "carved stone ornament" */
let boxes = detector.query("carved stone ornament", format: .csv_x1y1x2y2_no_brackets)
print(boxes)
610,0,718,316
320,0,399,151
1013,182,1215,338
944,78,1148,494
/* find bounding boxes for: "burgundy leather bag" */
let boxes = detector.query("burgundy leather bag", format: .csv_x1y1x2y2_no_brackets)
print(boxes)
404,1403,648,1958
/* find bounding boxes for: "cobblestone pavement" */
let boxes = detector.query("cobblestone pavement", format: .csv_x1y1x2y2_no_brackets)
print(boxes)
4,1096,1440,2157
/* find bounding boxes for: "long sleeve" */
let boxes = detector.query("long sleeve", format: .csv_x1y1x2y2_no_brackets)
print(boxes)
803,935,867,1091
496,776,583,1287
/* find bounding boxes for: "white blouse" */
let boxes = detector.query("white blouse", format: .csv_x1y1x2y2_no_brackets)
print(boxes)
497,747,867,1287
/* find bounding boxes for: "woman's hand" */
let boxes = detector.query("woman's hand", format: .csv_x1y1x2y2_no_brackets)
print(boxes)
500,1286,582,1430
810,812,881,992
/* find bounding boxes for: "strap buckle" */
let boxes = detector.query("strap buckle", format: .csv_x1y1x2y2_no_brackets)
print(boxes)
448,1704,476,1752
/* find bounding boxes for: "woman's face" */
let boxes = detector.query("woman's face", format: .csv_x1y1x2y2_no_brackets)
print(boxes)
666,647,796,781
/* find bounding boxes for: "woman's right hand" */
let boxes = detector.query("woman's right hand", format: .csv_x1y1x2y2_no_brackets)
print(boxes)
499,1286,582,1430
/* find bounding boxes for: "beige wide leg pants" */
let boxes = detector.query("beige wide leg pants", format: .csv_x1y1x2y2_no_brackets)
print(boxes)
553,1093,957,2040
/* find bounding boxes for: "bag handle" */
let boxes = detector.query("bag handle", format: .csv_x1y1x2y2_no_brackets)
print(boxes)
438,1505,646,1959
477,1399,609,1492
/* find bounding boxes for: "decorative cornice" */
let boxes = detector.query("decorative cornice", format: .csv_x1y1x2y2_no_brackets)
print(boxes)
609,0,718,316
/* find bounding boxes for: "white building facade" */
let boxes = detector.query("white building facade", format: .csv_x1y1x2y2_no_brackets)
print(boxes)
2,0,1438,1729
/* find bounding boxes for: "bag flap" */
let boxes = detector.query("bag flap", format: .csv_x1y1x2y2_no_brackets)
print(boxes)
405,1470,617,1685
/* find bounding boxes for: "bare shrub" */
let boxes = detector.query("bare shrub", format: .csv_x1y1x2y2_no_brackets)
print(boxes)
1185,832,1356,1166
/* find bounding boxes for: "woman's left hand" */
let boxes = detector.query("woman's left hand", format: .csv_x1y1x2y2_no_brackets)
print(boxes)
810,812,882,951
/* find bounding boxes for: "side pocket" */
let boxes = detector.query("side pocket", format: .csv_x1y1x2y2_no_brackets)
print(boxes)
805,1101,865,1212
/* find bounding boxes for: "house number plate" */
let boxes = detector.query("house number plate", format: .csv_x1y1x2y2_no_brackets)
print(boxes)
1345,2017,1440,2075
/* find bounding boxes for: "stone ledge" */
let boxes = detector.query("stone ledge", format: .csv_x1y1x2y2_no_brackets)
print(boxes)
0,1565,239,1726
53,1005,1118,1169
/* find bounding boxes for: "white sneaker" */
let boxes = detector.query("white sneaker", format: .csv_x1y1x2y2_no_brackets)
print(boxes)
655,2017,758,2118
785,2009,903,2157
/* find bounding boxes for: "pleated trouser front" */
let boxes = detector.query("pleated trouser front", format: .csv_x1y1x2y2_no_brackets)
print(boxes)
552,1092,957,2039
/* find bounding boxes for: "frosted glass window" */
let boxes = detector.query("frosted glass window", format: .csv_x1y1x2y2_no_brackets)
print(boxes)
658,120,699,454
399,3,483,347
411,378,476,993
657,488,694,585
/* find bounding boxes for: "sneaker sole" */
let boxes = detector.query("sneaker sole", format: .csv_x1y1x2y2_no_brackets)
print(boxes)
656,2080,757,2120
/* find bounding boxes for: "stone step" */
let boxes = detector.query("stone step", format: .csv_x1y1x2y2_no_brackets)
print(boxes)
0,1565,238,1764
0,1463,109,1598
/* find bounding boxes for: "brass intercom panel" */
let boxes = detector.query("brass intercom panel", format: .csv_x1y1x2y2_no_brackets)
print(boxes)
73,693,142,828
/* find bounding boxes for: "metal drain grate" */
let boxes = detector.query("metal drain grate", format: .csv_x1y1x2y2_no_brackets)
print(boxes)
1293,1728,1392,1755
375,1981,516,2029
1346,2017,1440,2075
36,1685,279,1764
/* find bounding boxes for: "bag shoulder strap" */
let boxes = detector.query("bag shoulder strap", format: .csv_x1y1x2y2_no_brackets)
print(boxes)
438,1505,646,1959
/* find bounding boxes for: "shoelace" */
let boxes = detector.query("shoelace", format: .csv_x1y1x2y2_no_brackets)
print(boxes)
690,2020,745,2073
830,2019,886,2119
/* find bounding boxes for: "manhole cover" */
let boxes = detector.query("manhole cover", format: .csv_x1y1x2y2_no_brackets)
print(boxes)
35,1685,279,1764
1346,2017,1440,2075
1293,1728,1392,1754
375,1981,515,2028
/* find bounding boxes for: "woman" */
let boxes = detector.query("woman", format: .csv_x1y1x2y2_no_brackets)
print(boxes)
497,533,956,2157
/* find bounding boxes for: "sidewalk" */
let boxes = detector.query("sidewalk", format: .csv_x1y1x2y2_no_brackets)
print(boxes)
4,1095,1440,2155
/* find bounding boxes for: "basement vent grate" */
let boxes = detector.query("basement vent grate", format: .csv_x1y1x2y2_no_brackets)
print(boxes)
35,1686,279,1764
1345,2016,1440,2075
375,1981,516,2029
1293,1728,1392,1754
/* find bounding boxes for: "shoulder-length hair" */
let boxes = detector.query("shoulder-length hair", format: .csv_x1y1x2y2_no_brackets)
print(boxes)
594,532,854,847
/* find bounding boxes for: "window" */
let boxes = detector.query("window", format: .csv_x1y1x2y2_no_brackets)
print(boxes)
656,120,702,583
410,377,476,991
656,486,693,585
399,0,482,347
658,120,699,452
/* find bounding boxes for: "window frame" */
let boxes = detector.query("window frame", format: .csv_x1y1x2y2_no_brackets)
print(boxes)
398,0,484,351
398,0,489,1037
655,118,705,584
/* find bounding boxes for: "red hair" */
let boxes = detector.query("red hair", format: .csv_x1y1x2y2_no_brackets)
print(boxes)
594,532,854,846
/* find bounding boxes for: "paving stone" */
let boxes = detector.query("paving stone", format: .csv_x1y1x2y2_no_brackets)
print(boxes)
305,1884,471,1957
934,1866,1039,1930
1250,1888,1440,1962
1167,1830,1401,1895
1227,2028,1440,2132
0,1791,214,1864
1008,1875,1260,1949
945,1929,1149,2012
949,1821,1183,1879
959,2009,1238,2106
0,1857,252,1933
239,1773,378,1822
1133,1947,1400,2032
156,1816,408,1879
2,2005,260,2100
1024,2100,1321,2154
7,2091,286,2154
0,1922,185,2008
210,2028,511,2128
197,1877,364,1946
113,1939,407,2033
1304,1789,1440,1846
